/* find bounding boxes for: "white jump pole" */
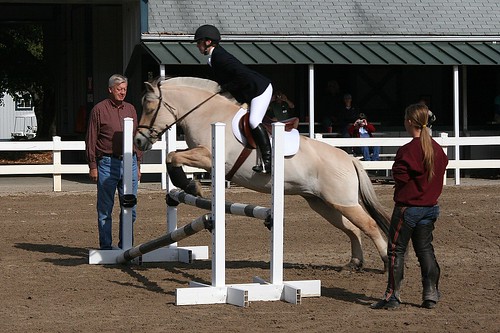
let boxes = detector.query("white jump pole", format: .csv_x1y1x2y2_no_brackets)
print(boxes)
165,125,178,235
212,122,226,287
121,117,134,250
270,122,284,284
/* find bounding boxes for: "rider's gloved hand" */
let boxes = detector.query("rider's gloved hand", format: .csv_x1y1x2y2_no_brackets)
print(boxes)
219,82,237,94
218,84,229,94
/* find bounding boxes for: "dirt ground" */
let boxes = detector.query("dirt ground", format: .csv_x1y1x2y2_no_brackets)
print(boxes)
0,182,499,333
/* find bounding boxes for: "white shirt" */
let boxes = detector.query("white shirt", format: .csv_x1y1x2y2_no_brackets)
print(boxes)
207,47,215,66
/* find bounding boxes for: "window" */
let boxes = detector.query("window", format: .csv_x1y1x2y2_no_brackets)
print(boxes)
15,93,33,110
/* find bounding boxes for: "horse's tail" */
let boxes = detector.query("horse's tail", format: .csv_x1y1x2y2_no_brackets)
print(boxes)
352,158,390,236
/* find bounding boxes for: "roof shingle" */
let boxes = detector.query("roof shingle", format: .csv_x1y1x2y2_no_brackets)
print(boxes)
146,0,500,37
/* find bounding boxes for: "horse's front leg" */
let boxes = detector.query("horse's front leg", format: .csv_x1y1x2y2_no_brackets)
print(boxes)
166,146,212,197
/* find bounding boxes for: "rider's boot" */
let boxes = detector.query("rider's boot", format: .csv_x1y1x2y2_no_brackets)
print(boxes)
412,222,440,308
251,123,272,174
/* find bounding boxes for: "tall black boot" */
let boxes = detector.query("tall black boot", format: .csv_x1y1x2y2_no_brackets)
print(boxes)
412,222,440,307
386,219,414,300
251,124,272,174
371,209,413,309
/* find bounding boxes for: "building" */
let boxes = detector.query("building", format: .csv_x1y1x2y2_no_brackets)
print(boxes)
1,1,499,140
0,93,37,140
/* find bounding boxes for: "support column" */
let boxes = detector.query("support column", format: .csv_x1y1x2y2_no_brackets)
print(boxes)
308,64,315,138
453,65,460,185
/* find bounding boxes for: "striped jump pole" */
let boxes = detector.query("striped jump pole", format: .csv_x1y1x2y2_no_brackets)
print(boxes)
116,214,212,264
168,189,272,224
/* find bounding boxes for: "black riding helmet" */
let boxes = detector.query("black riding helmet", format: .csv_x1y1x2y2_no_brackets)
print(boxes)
194,24,221,43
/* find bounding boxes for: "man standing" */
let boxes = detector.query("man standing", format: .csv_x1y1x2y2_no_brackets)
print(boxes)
336,93,358,137
85,74,142,250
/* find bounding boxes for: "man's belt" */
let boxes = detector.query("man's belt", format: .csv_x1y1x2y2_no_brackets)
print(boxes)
102,153,123,160
99,152,137,160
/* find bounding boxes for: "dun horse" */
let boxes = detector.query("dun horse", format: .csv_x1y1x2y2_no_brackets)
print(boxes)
135,77,390,271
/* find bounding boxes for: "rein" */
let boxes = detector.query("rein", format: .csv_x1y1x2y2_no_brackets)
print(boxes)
137,81,219,143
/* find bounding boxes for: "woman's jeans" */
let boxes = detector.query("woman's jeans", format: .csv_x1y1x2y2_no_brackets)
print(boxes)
97,155,138,249
359,132,380,161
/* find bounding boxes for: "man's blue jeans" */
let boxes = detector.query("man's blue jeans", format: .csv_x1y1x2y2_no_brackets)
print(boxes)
97,155,138,249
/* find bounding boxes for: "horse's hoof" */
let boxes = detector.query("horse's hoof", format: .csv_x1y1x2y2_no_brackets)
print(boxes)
342,259,364,272
186,180,204,197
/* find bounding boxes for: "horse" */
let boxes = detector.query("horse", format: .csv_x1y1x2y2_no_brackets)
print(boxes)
135,77,390,271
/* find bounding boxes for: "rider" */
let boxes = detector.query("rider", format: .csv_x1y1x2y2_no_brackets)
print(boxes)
194,24,273,174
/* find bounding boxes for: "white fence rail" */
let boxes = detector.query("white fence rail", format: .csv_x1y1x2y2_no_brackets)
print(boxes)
1,133,499,191
315,132,500,185
0,137,204,191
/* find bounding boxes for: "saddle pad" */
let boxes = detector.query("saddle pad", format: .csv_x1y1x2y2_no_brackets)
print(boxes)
231,108,300,156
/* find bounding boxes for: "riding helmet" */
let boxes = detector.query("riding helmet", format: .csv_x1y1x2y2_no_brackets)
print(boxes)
194,24,221,43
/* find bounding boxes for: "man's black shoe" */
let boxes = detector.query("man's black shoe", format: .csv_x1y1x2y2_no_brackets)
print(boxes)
370,299,401,309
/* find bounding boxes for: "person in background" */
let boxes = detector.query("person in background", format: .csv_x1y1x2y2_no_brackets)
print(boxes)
194,24,273,174
85,74,142,250
371,103,448,310
418,97,436,136
494,93,500,123
266,90,296,121
320,80,342,132
348,112,380,161
336,93,358,137
417,96,430,108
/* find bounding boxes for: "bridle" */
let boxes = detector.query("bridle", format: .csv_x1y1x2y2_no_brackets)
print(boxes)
136,80,219,145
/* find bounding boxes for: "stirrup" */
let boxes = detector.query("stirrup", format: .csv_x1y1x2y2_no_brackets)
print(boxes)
252,163,270,174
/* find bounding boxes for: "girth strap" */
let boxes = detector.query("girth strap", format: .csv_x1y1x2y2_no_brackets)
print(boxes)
225,146,253,181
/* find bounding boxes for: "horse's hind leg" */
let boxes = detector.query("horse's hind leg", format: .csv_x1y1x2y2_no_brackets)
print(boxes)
336,205,388,270
304,196,365,271
167,146,212,197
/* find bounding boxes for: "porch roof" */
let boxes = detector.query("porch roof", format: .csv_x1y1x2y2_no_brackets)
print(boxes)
142,41,500,66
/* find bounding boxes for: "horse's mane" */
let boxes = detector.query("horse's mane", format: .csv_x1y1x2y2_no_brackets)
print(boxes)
165,77,221,94
148,76,239,104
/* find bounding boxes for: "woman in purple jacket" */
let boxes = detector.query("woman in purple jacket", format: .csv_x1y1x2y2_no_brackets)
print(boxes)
371,103,448,310
194,24,273,173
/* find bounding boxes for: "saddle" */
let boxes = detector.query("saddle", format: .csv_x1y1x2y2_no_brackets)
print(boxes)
226,111,300,181
239,113,299,149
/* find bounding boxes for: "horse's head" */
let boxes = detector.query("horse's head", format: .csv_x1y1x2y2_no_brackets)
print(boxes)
135,76,237,151
135,80,176,151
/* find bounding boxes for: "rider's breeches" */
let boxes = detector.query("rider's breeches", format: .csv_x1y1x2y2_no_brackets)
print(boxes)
383,205,440,302
249,84,273,129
